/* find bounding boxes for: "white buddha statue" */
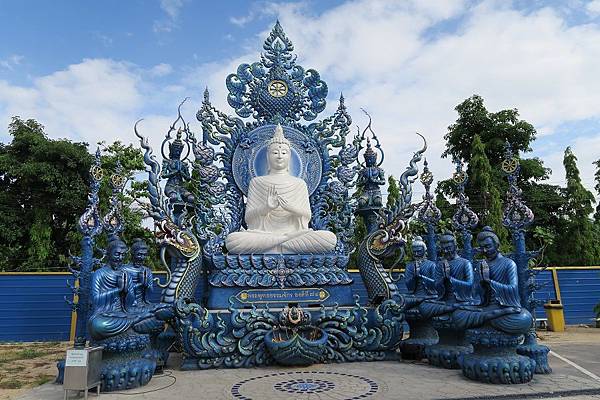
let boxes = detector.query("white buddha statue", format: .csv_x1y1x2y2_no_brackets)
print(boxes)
226,124,337,254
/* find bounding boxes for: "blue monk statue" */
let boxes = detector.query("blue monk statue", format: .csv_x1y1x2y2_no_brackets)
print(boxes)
399,236,439,360
88,238,169,391
419,231,474,368
452,226,533,334
120,238,160,313
404,236,437,300
419,231,474,319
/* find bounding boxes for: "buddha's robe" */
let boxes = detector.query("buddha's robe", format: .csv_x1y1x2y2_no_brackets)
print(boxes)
226,174,337,254
418,256,474,319
403,259,438,311
452,254,532,335
88,266,163,341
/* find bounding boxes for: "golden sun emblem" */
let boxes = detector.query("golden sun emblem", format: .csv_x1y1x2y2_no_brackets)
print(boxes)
268,80,288,98
502,157,519,174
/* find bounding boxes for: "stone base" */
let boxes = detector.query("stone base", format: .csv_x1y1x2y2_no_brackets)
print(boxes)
400,315,438,361
462,353,536,384
426,322,472,369
100,356,156,391
461,327,536,384
517,342,552,374
425,344,472,369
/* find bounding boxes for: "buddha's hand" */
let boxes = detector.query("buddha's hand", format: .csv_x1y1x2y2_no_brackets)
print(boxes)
278,197,302,216
267,186,279,210
118,272,128,293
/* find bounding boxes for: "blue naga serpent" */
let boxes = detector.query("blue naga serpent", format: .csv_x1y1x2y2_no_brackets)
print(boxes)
357,134,427,304
135,120,203,305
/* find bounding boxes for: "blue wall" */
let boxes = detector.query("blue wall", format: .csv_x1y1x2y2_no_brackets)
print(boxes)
0,268,596,342
0,274,74,342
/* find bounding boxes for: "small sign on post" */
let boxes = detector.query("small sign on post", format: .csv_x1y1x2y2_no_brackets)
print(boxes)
63,346,102,400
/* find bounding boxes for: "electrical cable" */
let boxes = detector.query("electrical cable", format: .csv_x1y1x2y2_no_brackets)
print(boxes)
108,369,177,395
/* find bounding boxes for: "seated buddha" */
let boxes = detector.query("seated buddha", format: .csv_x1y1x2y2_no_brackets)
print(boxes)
225,124,337,254
418,231,474,319
452,227,533,335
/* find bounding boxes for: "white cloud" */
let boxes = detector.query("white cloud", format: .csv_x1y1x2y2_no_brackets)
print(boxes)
587,0,600,15
154,0,188,33
149,63,173,77
196,0,600,193
0,59,171,147
0,54,24,70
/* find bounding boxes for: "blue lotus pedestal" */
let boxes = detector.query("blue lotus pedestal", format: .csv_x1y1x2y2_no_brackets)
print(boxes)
461,327,536,384
95,334,157,391
425,319,472,369
517,337,552,374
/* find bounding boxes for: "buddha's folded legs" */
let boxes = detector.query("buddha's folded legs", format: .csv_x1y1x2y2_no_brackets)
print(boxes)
452,307,533,334
418,300,456,320
280,230,337,254
88,313,138,341
226,230,336,254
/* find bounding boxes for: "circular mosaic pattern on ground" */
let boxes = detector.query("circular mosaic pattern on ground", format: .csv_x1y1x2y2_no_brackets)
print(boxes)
231,371,379,400
274,378,335,394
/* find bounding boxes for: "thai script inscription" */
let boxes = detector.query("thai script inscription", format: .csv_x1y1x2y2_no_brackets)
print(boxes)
236,288,329,303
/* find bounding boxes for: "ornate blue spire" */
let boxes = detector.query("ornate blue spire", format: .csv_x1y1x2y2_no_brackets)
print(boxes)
225,21,327,122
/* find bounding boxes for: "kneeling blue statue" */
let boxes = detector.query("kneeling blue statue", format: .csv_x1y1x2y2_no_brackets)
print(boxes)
453,227,536,384
419,231,474,369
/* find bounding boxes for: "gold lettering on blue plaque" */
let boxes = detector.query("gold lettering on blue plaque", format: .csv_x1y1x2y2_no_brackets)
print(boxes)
235,288,330,304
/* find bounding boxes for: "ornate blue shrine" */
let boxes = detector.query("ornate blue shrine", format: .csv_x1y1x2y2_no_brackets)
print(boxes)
64,21,552,390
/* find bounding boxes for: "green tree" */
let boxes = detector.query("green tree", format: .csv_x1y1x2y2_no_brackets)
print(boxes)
440,95,563,263
386,175,400,210
95,141,160,270
555,147,599,265
0,118,91,271
467,134,507,244
0,118,158,271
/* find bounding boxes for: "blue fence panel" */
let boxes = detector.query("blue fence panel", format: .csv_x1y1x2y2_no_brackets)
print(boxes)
534,269,556,320
557,269,600,325
0,274,73,342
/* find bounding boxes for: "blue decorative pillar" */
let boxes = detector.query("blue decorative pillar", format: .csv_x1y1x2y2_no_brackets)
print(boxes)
102,159,126,239
501,143,551,374
417,160,441,261
70,148,104,347
451,159,478,263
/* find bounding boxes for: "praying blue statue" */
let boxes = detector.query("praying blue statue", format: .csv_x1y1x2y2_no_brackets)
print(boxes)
404,236,437,301
120,239,157,312
452,227,533,335
419,231,474,319
88,238,163,341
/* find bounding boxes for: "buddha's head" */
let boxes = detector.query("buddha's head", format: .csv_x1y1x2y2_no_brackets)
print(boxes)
266,124,291,174
411,236,427,258
477,226,500,261
439,231,457,259
107,238,128,268
131,238,149,266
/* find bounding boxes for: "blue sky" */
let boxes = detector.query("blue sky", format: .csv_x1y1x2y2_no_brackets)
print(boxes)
1,0,599,195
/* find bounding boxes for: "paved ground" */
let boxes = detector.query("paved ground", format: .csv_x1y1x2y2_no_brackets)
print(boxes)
18,351,600,400
16,328,600,400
